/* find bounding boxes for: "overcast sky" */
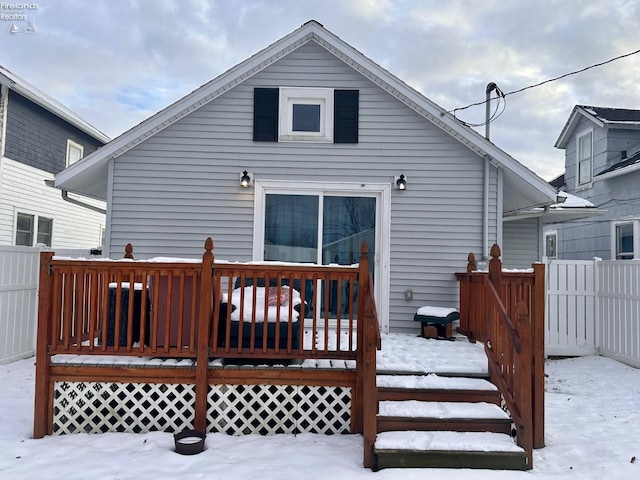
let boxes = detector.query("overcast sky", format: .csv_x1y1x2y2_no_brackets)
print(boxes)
3,0,640,180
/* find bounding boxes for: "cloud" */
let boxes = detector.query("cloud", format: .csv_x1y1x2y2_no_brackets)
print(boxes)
3,0,640,180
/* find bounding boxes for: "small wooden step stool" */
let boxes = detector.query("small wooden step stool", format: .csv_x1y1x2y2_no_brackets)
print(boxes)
414,306,459,340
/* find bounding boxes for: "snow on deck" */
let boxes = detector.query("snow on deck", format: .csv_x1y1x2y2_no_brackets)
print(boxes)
377,333,488,376
378,400,509,420
50,332,488,376
376,373,496,390
375,431,524,453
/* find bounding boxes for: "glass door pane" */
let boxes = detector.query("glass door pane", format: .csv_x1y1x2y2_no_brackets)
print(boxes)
322,196,376,316
264,194,319,263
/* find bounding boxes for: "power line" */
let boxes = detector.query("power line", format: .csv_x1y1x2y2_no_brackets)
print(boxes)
449,47,640,116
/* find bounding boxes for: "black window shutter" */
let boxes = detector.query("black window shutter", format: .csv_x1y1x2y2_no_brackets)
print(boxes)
334,90,359,143
253,88,279,142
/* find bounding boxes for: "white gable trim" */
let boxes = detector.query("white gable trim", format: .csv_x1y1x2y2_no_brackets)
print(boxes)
55,20,556,206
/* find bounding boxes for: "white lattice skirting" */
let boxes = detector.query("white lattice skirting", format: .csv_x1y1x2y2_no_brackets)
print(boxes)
53,382,351,436
207,384,351,435
53,382,196,434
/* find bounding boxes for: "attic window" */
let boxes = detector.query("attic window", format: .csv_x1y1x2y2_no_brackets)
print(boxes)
253,88,358,143
279,88,333,142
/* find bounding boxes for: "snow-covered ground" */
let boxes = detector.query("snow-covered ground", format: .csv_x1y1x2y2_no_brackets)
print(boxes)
1,339,639,479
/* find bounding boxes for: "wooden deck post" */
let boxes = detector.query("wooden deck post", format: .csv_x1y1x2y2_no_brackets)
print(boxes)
34,251,54,438
354,242,368,434
194,238,214,432
356,242,378,469
532,262,545,449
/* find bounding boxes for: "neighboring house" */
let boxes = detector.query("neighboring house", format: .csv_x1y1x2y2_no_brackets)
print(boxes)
548,105,640,260
54,20,559,333
0,65,109,249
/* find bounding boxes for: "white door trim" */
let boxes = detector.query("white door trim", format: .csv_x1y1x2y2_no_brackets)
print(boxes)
253,179,391,332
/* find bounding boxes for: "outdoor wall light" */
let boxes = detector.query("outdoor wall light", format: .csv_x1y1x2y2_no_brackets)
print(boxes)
240,170,253,188
394,174,407,190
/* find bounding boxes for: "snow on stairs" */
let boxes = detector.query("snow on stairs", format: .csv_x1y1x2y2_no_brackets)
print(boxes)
374,374,528,470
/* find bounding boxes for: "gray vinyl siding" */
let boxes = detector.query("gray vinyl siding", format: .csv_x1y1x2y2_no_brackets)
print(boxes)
557,115,640,260
502,218,540,268
108,40,496,332
4,90,103,174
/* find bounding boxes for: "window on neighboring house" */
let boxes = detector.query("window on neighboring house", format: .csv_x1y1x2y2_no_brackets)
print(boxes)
614,222,636,260
37,217,53,247
66,139,84,166
253,87,358,143
15,213,34,246
544,231,557,259
15,213,53,247
577,131,592,187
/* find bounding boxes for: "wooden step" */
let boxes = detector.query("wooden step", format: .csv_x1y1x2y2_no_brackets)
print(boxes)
374,431,528,470
377,400,512,434
377,374,500,404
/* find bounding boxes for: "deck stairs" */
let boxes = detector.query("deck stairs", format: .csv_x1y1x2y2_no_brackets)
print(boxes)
373,343,528,470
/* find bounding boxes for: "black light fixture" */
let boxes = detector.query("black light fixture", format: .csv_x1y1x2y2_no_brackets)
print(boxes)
395,174,407,190
240,170,252,188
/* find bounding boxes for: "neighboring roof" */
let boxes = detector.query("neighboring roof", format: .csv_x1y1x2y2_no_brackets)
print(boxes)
0,65,111,144
596,150,640,180
555,105,640,149
504,191,606,224
549,173,565,189
55,20,557,211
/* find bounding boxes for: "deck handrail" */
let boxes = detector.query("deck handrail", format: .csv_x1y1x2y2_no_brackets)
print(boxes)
482,275,521,354
34,238,380,457
455,244,545,469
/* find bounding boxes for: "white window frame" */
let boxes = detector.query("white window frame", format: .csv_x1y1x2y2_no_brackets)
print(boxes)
14,210,54,247
253,179,391,332
576,129,593,189
612,219,639,260
66,139,84,166
278,87,333,143
36,216,53,247
544,230,558,259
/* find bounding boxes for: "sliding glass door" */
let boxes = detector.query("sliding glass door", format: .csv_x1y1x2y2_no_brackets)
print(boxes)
263,192,376,317
265,194,375,265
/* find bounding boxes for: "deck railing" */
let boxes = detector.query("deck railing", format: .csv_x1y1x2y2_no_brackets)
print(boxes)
456,244,545,469
34,238,380,468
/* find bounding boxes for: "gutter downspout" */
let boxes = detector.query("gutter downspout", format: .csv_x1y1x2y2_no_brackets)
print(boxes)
484,154,489,260
61,190,106,214
44,179,106,214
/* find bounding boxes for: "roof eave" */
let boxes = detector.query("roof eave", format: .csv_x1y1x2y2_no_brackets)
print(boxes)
0,67,110,144
555,106,604,149
595,162,640,181
504,207,606,223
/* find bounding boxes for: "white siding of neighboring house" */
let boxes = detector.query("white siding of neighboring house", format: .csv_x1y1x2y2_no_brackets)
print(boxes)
105,41,500,333
0,158,105,248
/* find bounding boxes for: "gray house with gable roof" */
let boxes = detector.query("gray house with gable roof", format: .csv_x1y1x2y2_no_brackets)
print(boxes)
547,105,640,260
53,20,561,333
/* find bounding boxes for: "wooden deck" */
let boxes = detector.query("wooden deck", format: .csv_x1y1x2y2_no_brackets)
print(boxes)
33,239,545,470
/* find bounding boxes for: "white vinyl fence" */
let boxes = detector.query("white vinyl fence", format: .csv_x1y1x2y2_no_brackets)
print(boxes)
0,246,40,364
545,258,640,368
0,246,102,364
